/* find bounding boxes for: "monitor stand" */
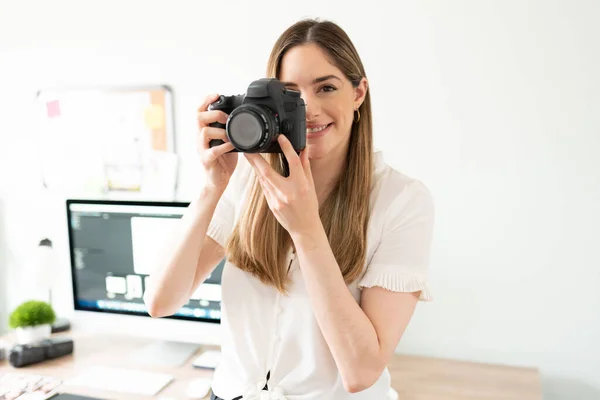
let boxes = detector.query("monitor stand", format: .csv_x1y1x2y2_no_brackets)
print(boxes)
127,340,202,367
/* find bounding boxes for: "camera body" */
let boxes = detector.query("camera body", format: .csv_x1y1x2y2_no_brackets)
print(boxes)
208,78,306,153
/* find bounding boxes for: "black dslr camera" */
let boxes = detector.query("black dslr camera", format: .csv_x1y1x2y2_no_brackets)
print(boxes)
208,78,306,153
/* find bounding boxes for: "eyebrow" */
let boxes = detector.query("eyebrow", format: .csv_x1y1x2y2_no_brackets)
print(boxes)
281,74,342,87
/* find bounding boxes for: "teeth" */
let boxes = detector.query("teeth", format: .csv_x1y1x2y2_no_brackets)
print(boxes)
307,124,329,133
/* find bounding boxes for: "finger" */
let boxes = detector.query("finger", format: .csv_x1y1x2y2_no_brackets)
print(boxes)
203,142,235,164
257,176,277,210
197,94,220,113
259,175,288,203
277,135,302,178
197,110,229,128
300,149,314,186
245,153,285,186
198,126,228,147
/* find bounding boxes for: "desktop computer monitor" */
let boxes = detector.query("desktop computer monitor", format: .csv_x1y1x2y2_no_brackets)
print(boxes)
66,199,223,364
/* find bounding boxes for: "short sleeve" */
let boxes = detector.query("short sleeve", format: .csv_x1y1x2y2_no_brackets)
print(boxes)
206,155,253,248
206,190,235,248
358,179,435,301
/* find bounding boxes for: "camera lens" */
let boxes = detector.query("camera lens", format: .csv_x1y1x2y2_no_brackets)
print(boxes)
226,104,278,152
228,112,263,150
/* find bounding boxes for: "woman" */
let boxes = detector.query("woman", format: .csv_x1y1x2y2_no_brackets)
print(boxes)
145,18,435,400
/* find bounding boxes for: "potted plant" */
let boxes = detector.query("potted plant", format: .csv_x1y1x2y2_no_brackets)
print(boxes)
9,300,56,344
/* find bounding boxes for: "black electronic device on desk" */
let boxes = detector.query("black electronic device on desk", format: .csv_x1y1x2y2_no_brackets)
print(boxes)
9,337,74,368
48,394,109,400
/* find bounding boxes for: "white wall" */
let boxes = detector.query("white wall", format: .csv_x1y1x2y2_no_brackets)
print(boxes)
0,198,7,335
1,0,599,398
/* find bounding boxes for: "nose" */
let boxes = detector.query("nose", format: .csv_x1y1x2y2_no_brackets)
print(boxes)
301,91,321,120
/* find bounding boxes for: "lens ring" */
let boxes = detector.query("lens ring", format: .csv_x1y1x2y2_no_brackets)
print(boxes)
226,104,279,152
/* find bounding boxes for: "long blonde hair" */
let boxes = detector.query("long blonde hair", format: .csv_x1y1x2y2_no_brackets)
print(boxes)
225,19,373,293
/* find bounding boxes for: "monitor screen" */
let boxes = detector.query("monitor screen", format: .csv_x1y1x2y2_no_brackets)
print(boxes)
66,199,222,324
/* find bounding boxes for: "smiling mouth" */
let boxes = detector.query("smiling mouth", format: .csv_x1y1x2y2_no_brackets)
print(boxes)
307,123,332,134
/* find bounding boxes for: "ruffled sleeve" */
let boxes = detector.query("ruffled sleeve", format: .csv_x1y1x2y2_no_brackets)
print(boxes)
358,179,435,301
206,190,235,248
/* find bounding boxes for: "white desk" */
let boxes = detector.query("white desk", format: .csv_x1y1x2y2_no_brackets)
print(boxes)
0,331,542,400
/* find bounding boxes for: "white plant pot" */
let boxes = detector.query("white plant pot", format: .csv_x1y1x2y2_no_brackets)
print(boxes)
16,324,52,345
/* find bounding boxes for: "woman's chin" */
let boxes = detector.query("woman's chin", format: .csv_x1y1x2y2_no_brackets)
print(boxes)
304,142,326,160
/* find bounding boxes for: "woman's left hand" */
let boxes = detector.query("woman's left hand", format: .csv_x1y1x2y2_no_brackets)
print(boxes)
245,135,321,240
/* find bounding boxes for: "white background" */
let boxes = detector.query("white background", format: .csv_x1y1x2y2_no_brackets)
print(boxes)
1,1,599,398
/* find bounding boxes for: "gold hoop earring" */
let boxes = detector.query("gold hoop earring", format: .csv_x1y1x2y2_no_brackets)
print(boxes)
354,108,361,123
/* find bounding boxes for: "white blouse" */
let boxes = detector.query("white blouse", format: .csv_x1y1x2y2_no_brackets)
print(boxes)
206,151,435,400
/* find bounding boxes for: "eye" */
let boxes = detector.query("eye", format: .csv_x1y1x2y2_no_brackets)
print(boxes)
319,85,337,93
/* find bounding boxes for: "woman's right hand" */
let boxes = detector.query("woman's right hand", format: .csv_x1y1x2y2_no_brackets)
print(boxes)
196,93,238,192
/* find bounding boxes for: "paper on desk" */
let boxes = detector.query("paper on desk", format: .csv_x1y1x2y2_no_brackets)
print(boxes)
65,366,173,396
